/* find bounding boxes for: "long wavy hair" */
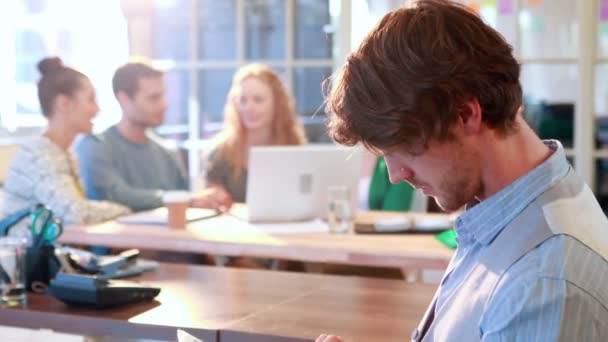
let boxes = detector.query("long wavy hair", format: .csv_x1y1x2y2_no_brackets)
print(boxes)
213,64,307,180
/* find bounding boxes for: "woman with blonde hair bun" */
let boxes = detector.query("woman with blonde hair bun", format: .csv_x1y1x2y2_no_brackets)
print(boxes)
2,57,130,226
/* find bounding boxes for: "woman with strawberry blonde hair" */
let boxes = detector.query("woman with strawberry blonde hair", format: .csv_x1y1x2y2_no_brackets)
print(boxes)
204,64,307,204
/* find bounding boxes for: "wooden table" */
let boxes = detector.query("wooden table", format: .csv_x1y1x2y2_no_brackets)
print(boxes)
0,263,436,341
60,211,454,270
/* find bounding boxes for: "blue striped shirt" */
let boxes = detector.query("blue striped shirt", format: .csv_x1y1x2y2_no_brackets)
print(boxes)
436,140,608,341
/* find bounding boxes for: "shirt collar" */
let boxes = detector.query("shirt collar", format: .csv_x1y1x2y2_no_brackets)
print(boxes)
454,140,570,247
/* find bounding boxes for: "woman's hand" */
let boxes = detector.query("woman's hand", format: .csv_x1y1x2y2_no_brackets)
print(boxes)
190,186,233,212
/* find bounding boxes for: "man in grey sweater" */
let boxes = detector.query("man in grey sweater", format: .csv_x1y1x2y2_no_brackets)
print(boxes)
76,62,231,212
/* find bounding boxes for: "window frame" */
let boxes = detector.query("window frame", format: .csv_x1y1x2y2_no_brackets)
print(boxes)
150,0,338,181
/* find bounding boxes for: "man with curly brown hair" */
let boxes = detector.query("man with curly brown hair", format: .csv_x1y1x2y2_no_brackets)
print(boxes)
317,1,608,341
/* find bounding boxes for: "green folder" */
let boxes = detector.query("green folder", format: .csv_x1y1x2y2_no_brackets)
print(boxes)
436,229,458,249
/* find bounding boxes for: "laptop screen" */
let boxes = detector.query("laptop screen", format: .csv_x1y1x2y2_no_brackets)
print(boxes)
246,144,362,222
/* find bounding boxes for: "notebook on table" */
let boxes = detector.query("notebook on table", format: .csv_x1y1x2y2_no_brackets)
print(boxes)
354,213,453,234
116,207,220,225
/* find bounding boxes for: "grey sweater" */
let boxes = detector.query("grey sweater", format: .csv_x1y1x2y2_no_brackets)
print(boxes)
74,126,189,212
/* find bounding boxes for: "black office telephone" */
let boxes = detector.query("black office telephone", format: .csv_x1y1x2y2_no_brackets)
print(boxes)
49,272,160,308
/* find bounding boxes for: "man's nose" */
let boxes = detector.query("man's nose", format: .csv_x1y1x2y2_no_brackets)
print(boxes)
385,159,413,184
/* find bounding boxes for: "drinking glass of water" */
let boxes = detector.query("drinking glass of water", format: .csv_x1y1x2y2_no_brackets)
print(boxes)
0,237,27,307
327,186,353,234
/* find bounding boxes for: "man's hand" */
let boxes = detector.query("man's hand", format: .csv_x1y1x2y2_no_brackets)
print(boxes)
315,335,348,342
190,187,233,212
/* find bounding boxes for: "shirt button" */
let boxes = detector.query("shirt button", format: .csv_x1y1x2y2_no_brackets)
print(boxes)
411,328,420,340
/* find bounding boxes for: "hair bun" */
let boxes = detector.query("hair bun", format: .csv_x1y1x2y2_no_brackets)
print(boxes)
37,57,64,76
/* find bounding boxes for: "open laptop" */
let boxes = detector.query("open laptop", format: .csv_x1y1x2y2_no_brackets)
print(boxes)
235,144,362,222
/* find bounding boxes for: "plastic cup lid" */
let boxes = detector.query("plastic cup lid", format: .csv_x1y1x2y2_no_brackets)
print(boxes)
162,191,192,203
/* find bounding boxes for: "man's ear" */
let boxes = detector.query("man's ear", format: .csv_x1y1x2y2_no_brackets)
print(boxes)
458,98,482,135
116,91,132,110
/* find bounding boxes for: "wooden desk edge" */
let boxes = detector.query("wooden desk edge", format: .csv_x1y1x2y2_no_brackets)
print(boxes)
0,304,219,341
